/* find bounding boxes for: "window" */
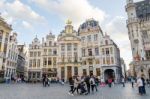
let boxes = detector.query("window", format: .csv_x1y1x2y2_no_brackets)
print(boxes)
83,69,87,76
95,48,99,55
34,52,37,57
44,49,47,55
74,52,78,62
96,59,100,64
54,42,56,46
53,49,57,55
37,59,40,67
106,48,109,55
82,49,85,57
102,48,105,55
33,73,35,78
96,68,101,76
61,52,65,62
61,44,65,51
74,67,78,76
48,58,51,65
38,52,41,56
68,55,72,62
87,35,91,42
94,34,98,41
33,59,36,67
146,50,150,60
89,59,93,65
30,52,33,57
143,31,148,39
81,36,85,43
43,58,47,66
37,72,40,78
48,49,52,55
88,49,92,56
67,43,72,51
29,60,32,67
53,57,56,65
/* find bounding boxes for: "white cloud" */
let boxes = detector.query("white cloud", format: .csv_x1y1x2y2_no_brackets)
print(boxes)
104,16,132,69
30,0,107,28
22,21,32,29
0,0,46,28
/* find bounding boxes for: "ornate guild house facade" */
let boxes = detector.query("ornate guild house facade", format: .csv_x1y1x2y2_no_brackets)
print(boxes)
28,19,122,82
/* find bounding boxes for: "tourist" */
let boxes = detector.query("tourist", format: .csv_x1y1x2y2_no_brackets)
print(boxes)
112,79,115,87
90,76,97,93
108,78,112,88
72,76,80,95
42,74,46,87
131,77,135,88
146,79,150,87
137,77,143,95
80,77,88,95
85,75,91,94
141,77,146,94
122,77,125,87
95,76,99,87
68,77,74,95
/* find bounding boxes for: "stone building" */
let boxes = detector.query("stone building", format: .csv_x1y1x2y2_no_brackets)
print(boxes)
120,58,126,78
4,32,18,79
41,33,58,78
126,0,150,78
57,20,81,80
17,44,27,79
28,19,122,82
0,16,12,78
28,36,42,81
78,19,121,82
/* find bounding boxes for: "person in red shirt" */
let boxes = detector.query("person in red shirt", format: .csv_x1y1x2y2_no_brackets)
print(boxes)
108,78,112,88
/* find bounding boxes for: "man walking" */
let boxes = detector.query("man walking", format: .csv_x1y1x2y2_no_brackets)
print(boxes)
137,77,143,95
85,76,91,94
122,77,125,87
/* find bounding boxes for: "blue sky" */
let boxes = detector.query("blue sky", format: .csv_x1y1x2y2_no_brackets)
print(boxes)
0,0,143,68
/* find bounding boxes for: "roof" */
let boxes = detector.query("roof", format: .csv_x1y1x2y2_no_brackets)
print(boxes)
135,0,150,18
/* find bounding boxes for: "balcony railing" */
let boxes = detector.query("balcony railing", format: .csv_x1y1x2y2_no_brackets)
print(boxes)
126,18,139,25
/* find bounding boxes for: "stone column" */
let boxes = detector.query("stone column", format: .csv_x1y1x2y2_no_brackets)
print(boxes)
57,67,61,79
72,66,74,76
93,67,96,76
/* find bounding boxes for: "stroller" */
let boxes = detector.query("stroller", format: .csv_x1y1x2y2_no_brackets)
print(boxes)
80,81,88,95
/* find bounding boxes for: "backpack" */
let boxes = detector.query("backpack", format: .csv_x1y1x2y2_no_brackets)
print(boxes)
90,80,93,85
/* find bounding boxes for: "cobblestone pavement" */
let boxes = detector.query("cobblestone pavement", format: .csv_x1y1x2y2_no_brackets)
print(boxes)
0,83,149,99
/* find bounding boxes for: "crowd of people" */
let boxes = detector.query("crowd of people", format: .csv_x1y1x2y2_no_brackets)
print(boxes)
68,75,99,96
130,76,150,95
